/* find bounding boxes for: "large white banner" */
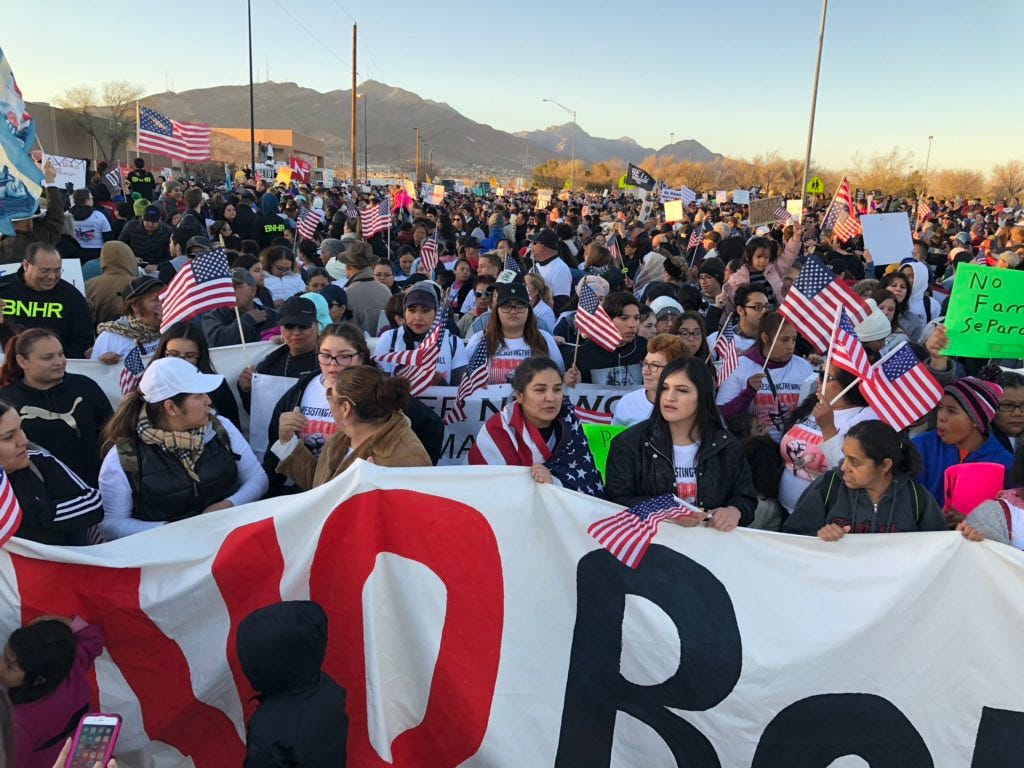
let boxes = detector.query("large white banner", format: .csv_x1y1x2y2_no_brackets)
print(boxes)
4,463,1024,767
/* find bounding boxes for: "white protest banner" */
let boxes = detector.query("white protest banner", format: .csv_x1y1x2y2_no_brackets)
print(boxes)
861,212,914,265
5,463,1024,767
417,384,625,465
664,200,685,222
747,195,785,227
638,199,653,223
248,372,303,459
0,257,85,296
732,189,751,205
38,153,87,189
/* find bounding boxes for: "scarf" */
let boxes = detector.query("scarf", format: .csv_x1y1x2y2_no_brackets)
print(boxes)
96,315,161,345
137,414,207,482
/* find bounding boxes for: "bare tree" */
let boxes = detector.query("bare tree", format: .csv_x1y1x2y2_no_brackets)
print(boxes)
850,147,917,195
927,168,986,200
55,80,145,164
989,160,1024,200
750,151,786,195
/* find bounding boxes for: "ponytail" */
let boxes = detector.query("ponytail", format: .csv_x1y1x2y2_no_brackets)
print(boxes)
101,390,147,453
0,329,62,387
846,419,921,476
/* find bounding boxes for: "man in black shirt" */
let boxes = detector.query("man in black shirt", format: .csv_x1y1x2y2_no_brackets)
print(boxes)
236,296,320,411
127,158,157,201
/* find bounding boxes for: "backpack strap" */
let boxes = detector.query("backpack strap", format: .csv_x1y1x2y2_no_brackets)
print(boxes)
997,499,1014,541
210,416,240,461
821,469,840,518
115,437,143,516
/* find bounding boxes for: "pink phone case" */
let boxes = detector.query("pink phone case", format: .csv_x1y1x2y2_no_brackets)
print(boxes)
65,714,121,768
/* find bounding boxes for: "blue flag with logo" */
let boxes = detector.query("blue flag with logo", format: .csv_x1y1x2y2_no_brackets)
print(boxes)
0,47,44,236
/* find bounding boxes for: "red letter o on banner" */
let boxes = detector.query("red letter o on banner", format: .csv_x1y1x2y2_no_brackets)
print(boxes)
309,489,504,767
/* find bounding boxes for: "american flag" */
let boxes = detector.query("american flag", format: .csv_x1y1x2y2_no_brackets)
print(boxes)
469,397,604,495
713,319,740,387
822,177,861,242
137,106,211,163
574,406,614,425
860,342,942,430
0,467,22,547
119,346,146,396
419,232,440,273
588,494,704,569
916,198,931,227
687,218,711,250
606,233,621,263
395,304,450,396
778,256,870,353
159,247,236,332
297,208,323,241
829,308,872,380
575,282,622,353
504,252,524,277
359,199,390,238
443,341,490,425
773,202,795,224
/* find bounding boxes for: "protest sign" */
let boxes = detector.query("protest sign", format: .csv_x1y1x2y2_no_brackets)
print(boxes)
0,48,44,236
944,263,1024,358
6,463,1024,767
536,189,552,209
732,189,750,204
787,199,803,219
402,180,417,200
582,423,626,480
860,212,913,265
248,372,303,459
638,199,653,223
749,195,785,226
0,257,84,296
715,190,728,203
37,153,87,189
663,199,685,222
274,166,292,185
161,167,174,180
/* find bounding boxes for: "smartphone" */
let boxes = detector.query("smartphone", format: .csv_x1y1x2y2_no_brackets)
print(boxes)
65,714,121,768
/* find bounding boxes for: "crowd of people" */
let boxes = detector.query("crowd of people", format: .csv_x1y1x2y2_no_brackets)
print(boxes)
1,154,1023,765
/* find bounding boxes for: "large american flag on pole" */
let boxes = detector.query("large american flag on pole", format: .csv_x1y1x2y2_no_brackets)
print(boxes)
713,318,740,387
159,248,236,332
0,467,22,547
575,282,622,352
588,494,704,569
860,342,942,430
137,106,211,163
778,256,870,353
443,342,490,425
829,308,872,380
822,177,861,242
359,199,390,238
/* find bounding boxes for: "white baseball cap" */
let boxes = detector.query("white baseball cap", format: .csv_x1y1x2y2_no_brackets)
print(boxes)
139,357,223,403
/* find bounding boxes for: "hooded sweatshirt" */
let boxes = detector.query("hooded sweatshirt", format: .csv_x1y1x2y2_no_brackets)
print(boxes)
237,601,348,768
911,429,1013,506
69,203,111,259
251,193,293,249
900,261,941,341
0,269,95,358
85,241,140,323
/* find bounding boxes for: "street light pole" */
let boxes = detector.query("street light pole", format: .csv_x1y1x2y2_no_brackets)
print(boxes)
798,0,829,221
542,98,576,191
922,135,934,193
247,0,256,172
360,93,368,183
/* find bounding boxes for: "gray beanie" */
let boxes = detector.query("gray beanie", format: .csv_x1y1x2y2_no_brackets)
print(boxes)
964,501,1011,545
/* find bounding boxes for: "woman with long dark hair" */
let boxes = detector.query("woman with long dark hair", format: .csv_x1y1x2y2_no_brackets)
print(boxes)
152,322,241,430
604,357,757,530
465,282,562,385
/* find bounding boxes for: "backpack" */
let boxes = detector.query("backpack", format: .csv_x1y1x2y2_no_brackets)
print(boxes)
819,469,926,527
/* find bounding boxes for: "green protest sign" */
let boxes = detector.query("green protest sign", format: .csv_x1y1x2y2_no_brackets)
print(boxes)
583,424,626,481
944,263,1024,358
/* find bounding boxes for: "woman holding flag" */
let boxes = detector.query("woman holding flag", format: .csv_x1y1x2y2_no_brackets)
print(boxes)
468,357,603,496
376,282,468,385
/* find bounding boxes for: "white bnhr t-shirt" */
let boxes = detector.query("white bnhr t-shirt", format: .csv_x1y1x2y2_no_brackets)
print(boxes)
298,377,337,457
376,327,469,384
464,331,563,385
673,443,699,503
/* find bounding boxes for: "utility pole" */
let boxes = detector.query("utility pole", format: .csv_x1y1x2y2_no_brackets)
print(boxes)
247,0,256,173
415,125,420,184
350,24,357,184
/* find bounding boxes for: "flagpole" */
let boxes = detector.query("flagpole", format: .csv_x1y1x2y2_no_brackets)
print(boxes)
761,322,787,374
820,303,843,380
706,311,734,364
828,378,860,407
798,0,829,223
233,306,253,369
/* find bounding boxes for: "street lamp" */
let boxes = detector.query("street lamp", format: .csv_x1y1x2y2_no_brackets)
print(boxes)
542,98,576,191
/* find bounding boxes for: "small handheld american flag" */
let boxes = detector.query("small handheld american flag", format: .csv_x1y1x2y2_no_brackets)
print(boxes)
444,342,490,425
777,256,870,353
120,346,146,396
358,199,390,238
713,320,740,387
588,494,705,569
420,232,440,273
159,247,236,332
829,308,872,380
297,208,323,241
823,177,861,242
860,342,942,430
0,467,22,548
575,282,622,353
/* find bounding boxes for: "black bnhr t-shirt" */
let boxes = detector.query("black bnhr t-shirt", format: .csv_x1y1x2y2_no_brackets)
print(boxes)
128,169,156,201
571,336,648,386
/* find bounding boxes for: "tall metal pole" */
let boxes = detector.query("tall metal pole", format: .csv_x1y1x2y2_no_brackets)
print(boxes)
363,94,368,182
247,0,256,173
569,109,576,192
415,126,420,185
922,135,934,194
350,24,358,183
798,0,829,222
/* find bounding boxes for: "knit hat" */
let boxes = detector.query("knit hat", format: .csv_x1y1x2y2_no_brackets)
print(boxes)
854,299,891,342
697,257,725,285
962,499,1011,544
944,377,1003,433
133,198,151,218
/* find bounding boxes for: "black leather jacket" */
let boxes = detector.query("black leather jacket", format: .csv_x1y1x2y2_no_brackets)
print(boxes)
604,418,757,525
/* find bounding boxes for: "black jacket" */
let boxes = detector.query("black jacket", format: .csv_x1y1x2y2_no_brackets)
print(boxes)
11,449,103,545
0,269,95,358
239,346,319,412
0,374,113,487
604,418,757,525
118,218,172,264
238,601,348,768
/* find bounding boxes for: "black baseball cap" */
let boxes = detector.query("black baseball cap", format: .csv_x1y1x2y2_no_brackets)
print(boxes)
278,296,317,327
527,228,559,249
495,281,530,307
142,205,161,222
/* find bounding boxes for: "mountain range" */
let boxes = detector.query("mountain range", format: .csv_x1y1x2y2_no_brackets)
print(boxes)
143,80,720,171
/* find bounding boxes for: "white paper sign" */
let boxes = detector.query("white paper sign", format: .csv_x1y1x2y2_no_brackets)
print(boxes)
732,189,750,205
860,212,913,265
716,190,728,202
664,200,685,222
39,154,87,190
0,257,84,296
786,199,804,219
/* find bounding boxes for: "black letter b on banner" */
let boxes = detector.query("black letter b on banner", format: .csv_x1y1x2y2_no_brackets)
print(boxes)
554,545,741,767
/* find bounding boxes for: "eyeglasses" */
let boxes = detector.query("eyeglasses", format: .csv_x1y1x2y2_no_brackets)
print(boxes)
743,303,770,312
31,266,62,277
676,330,702,340
165,351,200,363
499,303,529,313
474,290,490,297
641,361,664,372
998,403,1024,414
318,351,359,366
282,323,311,331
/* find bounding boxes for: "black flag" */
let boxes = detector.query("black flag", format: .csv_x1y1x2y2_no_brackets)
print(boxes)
626,163,656,191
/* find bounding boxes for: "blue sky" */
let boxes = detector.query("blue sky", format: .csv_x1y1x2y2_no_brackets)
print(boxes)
4,0,1021,170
